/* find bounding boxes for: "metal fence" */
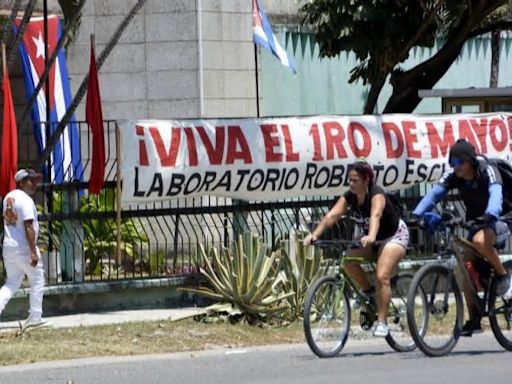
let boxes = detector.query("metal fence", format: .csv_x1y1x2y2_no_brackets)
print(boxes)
0,120,510,286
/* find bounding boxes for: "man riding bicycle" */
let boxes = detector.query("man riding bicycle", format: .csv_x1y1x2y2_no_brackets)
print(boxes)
413,139,512,336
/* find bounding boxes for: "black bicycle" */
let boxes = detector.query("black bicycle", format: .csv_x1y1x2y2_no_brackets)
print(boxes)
303,237,421,358
406,211,512,357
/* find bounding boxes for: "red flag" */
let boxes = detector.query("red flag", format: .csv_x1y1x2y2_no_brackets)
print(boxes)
86,40,105,195
0,64,18,197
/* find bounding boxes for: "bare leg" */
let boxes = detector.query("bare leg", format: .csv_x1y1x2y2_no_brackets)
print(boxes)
472,228,507,276
343,246,374,291
375,243,406,322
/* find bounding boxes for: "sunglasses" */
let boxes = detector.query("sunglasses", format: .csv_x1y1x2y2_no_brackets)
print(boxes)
449,158,465,167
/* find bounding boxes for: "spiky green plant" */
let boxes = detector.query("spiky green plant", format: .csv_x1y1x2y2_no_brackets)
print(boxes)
276,231,332,320
181,232,294,321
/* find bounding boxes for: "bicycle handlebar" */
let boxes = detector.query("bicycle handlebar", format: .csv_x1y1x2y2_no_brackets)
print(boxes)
311,239,362,251
411,210,512,233
311,238,385,251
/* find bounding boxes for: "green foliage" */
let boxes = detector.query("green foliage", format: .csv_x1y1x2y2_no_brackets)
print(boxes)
182,231,331,322
181,233,294,321
147,250,166,276
300,0,438,83
277,231,332,320
39,189,148,274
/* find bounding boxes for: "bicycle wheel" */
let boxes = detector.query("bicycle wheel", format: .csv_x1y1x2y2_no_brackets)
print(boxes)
489,260,512,351
406,263,463,357
385,272,423,352
303,275,351,358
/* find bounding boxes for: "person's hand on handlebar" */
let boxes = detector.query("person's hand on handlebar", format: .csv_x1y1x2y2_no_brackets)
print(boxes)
360,234,376,248
303,233,318,246
423,212,442,234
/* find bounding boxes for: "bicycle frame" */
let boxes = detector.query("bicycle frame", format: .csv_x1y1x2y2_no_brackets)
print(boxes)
338,254,378,314
407,212,512,356
421,220,493,320
452,236,494,318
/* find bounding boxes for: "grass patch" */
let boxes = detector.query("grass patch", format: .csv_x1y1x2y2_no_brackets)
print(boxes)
0,319,305,366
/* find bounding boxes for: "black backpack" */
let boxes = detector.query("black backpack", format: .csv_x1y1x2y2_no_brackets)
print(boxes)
480,156,512,185
481,156,512,211
490,158,512,185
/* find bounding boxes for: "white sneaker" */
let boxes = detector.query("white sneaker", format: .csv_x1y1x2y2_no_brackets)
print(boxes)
19,318,53,332
497,274,512,300
373,321,389,337
504,275,512,300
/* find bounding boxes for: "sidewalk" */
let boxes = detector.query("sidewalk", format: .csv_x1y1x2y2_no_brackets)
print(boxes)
0,307,206,331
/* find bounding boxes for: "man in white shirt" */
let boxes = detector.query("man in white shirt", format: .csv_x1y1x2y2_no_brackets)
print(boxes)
1,169,48,329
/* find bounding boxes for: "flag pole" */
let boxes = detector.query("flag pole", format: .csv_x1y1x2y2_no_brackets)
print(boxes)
2,43,6,72
254,44,260,118
43,0,54,255
115,122,122,265
43,0,51,179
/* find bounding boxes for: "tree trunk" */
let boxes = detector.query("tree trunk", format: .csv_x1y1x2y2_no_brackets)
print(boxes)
489,30,500,88
383,0,504,113
383,38,467,113
364,74,386,114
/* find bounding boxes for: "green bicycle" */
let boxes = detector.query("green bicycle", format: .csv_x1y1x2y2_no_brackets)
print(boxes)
303,238,424,358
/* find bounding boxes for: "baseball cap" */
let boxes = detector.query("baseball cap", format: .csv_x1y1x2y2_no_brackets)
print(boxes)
14,169,43,183
448,139,477,166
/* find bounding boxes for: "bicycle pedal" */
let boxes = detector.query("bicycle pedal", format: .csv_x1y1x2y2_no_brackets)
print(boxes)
359,307,376,330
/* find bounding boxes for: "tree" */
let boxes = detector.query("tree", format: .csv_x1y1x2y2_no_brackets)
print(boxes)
485,4,512,87
300,0,512,114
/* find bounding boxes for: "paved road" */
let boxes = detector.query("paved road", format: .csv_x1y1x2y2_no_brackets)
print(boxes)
0,333,511,384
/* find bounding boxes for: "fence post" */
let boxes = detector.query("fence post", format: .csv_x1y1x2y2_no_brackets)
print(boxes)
115,123,122,265
61,187,84,282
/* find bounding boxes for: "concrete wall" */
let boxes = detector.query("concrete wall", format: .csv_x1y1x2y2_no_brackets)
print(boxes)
67,0,257,120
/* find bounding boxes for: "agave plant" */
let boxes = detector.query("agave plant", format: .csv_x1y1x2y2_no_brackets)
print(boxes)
181,232,294,321
276,231,332,320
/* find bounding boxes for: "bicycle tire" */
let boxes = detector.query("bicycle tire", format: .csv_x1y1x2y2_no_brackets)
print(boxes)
406,263,463,357
303,275,350,358
489,260,512,351
385,272,421,352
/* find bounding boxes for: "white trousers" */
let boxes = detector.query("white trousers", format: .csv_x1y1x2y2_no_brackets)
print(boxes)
0,249,45,321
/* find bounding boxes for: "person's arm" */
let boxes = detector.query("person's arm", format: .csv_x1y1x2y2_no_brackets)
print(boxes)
304,195,348,245
412,185,447,216
361,193,385,247
485,183,503,219
24,220,38,267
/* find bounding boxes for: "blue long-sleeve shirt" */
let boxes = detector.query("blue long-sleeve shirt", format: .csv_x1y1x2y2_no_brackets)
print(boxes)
412,185,447,216
413,161,504,220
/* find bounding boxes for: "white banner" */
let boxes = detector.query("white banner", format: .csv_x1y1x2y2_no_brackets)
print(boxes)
118,113,512,204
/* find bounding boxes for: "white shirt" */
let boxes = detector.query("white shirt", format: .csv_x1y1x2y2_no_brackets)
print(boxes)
2,189,39,254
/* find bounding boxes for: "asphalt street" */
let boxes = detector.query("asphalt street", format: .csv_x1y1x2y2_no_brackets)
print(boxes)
0,333,510,384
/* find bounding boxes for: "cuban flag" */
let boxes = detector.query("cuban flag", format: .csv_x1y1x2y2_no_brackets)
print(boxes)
252,0,296,74
15,15,83,183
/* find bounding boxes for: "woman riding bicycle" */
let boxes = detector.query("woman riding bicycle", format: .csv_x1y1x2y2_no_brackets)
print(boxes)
303,160,409,337
413,139,512,336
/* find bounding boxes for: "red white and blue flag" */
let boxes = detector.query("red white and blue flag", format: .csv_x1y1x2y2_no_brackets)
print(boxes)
15,15,83,183
252,0,296,74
